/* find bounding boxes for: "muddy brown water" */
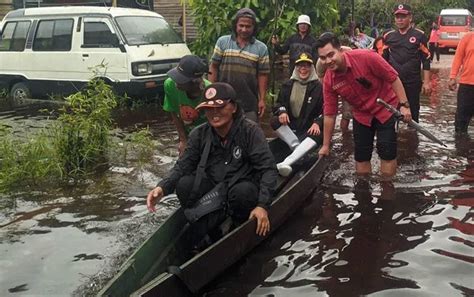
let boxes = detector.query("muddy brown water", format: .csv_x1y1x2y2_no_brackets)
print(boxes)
0,54,473,296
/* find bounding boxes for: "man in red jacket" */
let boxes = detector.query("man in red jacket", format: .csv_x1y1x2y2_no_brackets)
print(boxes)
316,32,411,178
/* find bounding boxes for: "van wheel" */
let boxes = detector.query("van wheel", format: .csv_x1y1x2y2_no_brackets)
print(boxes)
10,82,32,101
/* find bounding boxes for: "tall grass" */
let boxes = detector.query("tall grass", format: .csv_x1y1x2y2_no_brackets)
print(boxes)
53,78,116,176
0,78,157,193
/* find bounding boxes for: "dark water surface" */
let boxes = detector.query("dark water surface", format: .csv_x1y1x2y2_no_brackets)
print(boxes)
1,57,473,296
203,61,474,296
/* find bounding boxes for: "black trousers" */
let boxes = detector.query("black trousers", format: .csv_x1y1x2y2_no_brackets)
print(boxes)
352,115,397,162
429,42,440,62
403,81,422,123
176,175,259,243
455,84,474,133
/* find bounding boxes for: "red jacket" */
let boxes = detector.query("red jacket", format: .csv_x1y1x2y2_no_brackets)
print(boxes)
323,49,399,126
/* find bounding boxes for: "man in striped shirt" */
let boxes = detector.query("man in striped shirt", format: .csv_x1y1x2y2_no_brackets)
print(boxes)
209,8,270,122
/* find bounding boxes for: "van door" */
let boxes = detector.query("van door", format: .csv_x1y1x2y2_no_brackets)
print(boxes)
79,17,128,86
28,18,77,97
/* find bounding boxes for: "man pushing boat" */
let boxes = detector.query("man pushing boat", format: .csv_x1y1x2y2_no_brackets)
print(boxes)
147,82,278,248
316,32,411,178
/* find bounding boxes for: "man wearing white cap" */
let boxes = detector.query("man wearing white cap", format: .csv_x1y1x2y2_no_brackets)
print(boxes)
272,14,317,75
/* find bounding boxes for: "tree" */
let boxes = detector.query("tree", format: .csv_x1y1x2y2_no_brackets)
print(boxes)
186,0,339,57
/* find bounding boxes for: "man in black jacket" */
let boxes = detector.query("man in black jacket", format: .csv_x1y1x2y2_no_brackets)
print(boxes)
147,82,277,238
272,14,317,75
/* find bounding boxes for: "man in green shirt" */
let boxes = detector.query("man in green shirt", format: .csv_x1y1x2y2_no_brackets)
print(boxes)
164,55,211,155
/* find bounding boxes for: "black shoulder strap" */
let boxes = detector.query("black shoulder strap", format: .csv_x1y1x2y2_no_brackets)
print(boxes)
190,131,212,198
191,121,249,196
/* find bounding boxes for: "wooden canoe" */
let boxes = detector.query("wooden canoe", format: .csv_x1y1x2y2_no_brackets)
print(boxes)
98,140,328,297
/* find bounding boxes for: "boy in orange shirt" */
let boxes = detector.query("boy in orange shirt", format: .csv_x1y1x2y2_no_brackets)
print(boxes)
449,32,474,135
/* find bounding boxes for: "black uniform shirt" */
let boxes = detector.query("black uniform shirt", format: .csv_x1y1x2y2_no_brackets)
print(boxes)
382,27,431,85
275,33,318,70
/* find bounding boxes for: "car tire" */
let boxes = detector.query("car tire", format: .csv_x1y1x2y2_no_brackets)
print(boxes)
10,82,32,101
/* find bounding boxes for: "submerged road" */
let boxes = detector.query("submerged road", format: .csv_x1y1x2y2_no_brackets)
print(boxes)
203,54,474,296
0,54,472,296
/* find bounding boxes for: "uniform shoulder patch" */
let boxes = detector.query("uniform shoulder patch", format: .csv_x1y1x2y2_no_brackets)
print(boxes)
414,28,425,34
383,30,396,39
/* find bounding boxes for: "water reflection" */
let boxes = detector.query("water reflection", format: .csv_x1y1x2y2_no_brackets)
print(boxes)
0,98,181,295
1,55,473,296
205,56,473,296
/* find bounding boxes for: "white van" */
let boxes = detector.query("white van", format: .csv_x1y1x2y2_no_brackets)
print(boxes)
0,6,191,100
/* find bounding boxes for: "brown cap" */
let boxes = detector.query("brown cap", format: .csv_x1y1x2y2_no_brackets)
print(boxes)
195,82,236,110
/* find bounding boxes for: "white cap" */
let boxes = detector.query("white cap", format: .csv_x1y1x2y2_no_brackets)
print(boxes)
297,15,311,26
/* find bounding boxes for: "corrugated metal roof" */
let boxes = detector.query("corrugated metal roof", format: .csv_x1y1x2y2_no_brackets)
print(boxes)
153,0,197,41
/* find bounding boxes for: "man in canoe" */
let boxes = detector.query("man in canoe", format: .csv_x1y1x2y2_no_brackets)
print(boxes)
147,82,277,244
316,32,411,178
163,55,211,156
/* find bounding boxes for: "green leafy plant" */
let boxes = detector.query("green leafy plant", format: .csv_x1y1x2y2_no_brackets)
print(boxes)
345,0,468,35
124,127,156,170
0,127,60,190
53,78,117,176
186,0,339,57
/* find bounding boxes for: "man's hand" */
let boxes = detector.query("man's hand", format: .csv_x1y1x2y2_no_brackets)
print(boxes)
278,113,290,125
307,123,321,136
249,206,270,236
258,99,266,118
399,106,412,123
422,81,432,95
178,139,186,157
147,187,164,212
271,35,279,46
319,144,330,157
448,78,457,91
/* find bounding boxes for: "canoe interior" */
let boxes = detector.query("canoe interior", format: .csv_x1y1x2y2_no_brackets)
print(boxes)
99,139,326,297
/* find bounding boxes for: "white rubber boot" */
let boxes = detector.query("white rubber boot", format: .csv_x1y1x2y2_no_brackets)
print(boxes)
274,125,300,150
277,137,317,176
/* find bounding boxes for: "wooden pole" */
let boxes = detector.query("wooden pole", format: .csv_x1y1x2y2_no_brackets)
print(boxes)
182,1,187,41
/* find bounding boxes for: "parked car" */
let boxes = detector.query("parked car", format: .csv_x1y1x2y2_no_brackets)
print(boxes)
0,6,191,100
437,8,473,53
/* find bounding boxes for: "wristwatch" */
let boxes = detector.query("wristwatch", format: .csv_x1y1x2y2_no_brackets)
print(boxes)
398,101,410,109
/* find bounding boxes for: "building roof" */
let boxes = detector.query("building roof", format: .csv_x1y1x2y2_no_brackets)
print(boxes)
4,6,162,19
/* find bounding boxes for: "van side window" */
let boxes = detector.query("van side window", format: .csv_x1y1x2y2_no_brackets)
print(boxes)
33,19,73,51
0,21,31,51
83,22,117,47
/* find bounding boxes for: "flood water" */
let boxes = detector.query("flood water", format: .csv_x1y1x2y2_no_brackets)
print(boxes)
0,55,473,296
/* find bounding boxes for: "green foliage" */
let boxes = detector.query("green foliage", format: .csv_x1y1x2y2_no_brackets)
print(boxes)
53,78,117,176
187,0,339,57
347,0,468,35
0,77,119,191
0,127,61,190
124,127,156,170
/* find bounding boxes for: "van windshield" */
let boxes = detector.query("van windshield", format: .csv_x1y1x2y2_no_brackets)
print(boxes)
440,15,467,26
115,16,183,45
